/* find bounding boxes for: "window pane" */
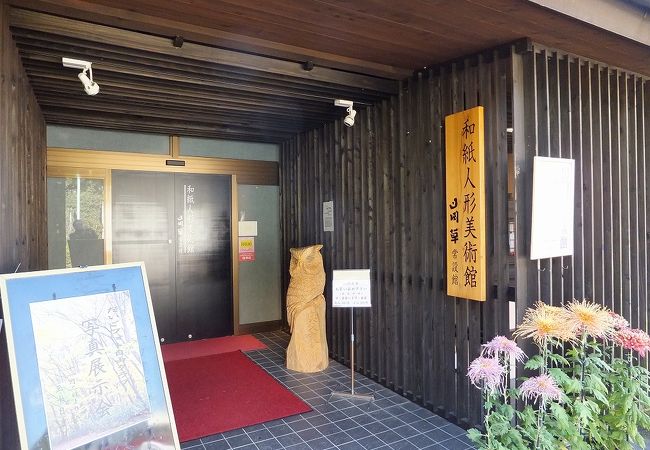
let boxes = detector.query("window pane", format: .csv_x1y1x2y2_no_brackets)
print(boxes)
47,177,105,269
47,125,170,154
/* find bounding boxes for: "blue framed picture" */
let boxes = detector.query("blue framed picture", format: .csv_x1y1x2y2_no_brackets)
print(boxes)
0,262,180,450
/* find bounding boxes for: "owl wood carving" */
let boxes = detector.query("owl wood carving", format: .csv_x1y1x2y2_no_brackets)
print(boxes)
286,244,329,372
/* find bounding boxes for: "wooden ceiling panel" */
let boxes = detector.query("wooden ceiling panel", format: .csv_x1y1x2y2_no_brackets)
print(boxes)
7,0,650,143
11,0,650,77
11,8,396,142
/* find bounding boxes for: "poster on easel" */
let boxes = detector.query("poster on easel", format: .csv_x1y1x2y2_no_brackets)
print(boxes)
0,262,180,450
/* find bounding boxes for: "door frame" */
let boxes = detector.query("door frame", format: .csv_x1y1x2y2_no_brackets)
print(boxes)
46,140,277,336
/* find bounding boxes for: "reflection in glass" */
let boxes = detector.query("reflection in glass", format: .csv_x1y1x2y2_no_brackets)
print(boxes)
47,176,105,269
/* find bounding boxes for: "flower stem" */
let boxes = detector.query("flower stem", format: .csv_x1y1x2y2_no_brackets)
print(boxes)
534,400,545,450
484,388,494,449
577,334,588,436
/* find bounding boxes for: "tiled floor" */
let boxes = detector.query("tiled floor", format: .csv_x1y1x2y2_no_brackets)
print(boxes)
180,331,474,450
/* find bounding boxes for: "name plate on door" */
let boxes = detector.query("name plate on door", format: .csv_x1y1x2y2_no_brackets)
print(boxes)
332,270,371,308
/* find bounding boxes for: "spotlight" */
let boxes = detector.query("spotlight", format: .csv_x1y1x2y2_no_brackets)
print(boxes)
62,57,100,96
334,99,356,127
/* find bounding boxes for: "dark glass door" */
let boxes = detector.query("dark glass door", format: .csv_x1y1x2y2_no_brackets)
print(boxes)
174,174,233,340
112,170,232,343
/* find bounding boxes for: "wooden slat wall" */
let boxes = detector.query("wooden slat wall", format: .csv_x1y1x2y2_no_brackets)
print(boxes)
514,46,649,347
280,49,513,425
0,0,47,447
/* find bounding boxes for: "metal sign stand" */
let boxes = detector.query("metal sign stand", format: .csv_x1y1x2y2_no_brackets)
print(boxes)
330,307,374,403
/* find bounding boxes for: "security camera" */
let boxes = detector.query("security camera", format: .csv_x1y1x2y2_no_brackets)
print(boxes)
334,99,356,127
62,57,100,96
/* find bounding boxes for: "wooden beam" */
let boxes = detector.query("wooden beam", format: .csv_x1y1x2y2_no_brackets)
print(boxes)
16,47,384,105
10,8,399,93
9,0,411,79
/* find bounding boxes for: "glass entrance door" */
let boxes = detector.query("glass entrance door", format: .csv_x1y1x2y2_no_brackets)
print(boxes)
47,173,106,269
111,170,233,343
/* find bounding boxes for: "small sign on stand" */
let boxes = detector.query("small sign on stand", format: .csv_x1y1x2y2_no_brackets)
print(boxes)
330,269,374,403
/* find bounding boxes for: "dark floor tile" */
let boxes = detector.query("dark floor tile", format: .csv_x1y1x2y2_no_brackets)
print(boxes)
222,429,246,438
364,420,389,434
393,424,420,439
356,435,386,449
287,419,312,432
256,438,284,450
232,444,257,450
276,433,304,447
387,439,419,450
226,433,253,448
296,428,322,443
248,429,273,443
421,426,457,443
431,438,474,450
345,425,372,440
439,423,467,438
203,439,229,450
181,438,204,448
332,419,359,431
324,431,354,446
408,433,437,448
306,414,329,427
266,424,293,437
201,433,225,444
336,443,362,450
306,437,334,450
352,414,375,426
314,422,342,436
375,429,403,445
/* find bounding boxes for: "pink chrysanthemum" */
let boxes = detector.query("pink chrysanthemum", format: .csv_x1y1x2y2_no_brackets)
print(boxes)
614,327,650,356
519,374,563,403
482,335,526,363
467,356,505,392
609,311,629,330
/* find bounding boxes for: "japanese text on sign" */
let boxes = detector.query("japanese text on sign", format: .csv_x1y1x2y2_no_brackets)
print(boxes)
332,269,371,308
445,106,486,301
177,184,196,254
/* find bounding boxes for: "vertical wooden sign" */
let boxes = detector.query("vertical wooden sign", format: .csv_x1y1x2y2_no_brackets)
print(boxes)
445,106,486,301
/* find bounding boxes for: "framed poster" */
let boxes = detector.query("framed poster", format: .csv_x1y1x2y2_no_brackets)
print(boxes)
530,156,575,259
0,262,180,450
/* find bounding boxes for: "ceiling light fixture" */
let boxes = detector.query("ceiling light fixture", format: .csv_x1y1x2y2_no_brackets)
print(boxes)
334,99,356,127
62,57,100,96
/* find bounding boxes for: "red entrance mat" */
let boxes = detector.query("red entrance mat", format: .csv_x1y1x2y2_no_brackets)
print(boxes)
161,334,267,363
164,350,311,442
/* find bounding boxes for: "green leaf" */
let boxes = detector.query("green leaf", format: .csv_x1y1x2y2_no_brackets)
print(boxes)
467,428,483,444
525,355,543,370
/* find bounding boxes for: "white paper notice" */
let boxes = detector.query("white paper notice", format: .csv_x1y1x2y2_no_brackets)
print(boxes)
332,269,371,308
323,201,334,232
530,156,575,259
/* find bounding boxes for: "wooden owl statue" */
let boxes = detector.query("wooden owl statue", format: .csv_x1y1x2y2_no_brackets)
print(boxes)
286,244,329,372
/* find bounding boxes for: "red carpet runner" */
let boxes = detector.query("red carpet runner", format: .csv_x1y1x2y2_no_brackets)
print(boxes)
164,350,311,442
161,334,267,362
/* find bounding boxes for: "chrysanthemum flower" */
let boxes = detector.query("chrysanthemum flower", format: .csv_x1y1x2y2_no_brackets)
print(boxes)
481,335,526,363
519,374,563,403
513,302,575,345
608,311,629,330
614,327,650,356
565,300,615,339
467,356,505,392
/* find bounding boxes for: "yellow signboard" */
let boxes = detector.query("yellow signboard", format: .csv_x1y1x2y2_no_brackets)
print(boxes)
445,106,486,301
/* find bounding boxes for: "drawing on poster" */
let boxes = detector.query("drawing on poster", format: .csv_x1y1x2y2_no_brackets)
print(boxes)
29,290,151,450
